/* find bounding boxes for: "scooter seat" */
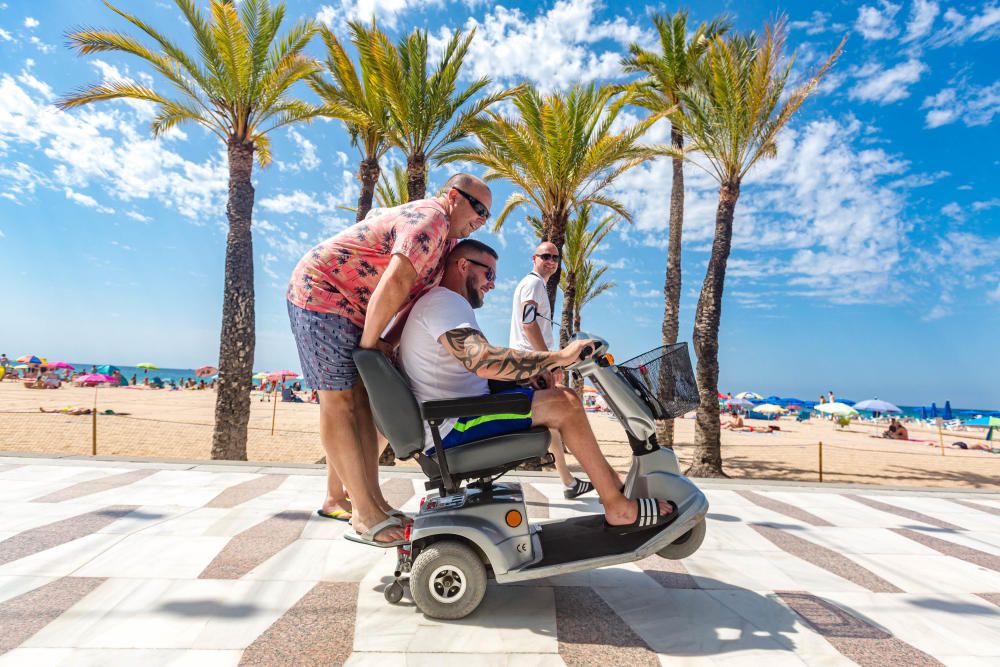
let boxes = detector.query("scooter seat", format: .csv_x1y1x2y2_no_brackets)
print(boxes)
431,427,551,475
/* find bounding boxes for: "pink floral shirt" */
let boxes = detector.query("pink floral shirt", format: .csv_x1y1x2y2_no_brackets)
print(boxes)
286,199,455,328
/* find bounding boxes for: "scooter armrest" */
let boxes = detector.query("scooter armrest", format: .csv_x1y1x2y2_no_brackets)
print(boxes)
422,392,531,421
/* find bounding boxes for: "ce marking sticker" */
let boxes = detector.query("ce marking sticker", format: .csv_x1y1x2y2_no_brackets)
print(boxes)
515,542,529,553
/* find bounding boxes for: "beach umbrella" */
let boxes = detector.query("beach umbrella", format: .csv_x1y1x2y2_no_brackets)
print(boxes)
13,364,30,370
735,392,763,400
17,355,45,364
920,407,928,420
268,370,299,381
136,362,158,371
77,373,117,386
96,364,120,375
46,361,75,370
582,386,598,394
196,366,218,377
755,404,785,414
717,391,728,399
853,399,902,413
964,416,1000,427
930,402,939,418
725,398,754,409
814,402,858,416
943,401,953,420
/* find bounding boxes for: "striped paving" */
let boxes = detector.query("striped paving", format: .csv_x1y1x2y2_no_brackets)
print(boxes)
239,582,357,666
198,510,311,579
750,523,903,592
950,497,1000,517
31,469,157,503
892,527,1000,572
847,494,963,530
0,457,999,665
0,505,137,566
777,591,944,666
554,586,659,666
0,577,106,655
204,474,287,508
737,489,833,526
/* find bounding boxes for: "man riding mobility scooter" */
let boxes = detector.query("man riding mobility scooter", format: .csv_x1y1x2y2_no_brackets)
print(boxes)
352,335,709,619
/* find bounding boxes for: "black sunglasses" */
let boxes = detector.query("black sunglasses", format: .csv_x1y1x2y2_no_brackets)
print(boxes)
535,253,560,262
453,187,491,220
465,258,496,282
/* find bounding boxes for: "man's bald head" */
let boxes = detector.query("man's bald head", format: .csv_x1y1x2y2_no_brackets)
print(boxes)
440,173,492,239
532,241,560,280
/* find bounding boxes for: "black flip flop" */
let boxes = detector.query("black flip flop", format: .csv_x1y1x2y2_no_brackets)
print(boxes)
605,499,677,535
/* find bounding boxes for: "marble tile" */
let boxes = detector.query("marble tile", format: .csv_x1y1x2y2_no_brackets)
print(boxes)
0,648,243,666
681,548,870,594
73,535,231,579
845,552,1000,594
0,533,126,577
22,578,314,650
344,654,566,667
353,562,558,655
0,576,106,654
0,576,57,605
0,505,139,567
819,591,1000,659
241,532,385,582
32,470,158,504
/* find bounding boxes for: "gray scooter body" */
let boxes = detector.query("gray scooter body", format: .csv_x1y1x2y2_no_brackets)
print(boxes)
357,335,708,618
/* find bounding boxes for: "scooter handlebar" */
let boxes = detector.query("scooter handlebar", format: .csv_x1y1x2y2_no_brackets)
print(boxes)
578,345,594,361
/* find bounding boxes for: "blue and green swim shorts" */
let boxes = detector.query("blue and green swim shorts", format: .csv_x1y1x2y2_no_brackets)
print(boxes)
439,387,535,449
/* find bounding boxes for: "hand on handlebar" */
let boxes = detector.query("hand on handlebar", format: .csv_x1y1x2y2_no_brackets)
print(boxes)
558,339,596,367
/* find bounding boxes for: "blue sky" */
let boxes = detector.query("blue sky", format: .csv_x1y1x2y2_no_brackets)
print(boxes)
1,0,997,408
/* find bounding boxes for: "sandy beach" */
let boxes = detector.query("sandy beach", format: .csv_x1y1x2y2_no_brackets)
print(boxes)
2,381,997,489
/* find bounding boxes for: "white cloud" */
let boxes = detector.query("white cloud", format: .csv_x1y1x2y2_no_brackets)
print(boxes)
610,115,913,304
930,3,1000,46
626,280,660,299
0,72,228,223
29,35,54,53
941,202,965,221
439,0,647,91
922,303,949,320
902,0,939,42
23,16,38,28
789,11,847,35
125,210,152,223
921,82,1000,127
258,171,358,217
855,1,902,40
989,283,1000,303
0,28,12,41
850,59,927,104
65,187,115,214
972,197,1000,211
316,0,445,31
277,128,321,172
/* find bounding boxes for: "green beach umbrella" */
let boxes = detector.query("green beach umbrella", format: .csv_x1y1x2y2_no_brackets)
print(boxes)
136,362,159,370
814,402,858,416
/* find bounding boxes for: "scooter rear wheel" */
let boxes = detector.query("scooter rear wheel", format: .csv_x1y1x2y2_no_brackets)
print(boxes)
657,518,706,560
410,541,486,619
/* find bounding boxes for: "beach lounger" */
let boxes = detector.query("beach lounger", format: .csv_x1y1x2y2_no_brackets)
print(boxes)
795,410,811,422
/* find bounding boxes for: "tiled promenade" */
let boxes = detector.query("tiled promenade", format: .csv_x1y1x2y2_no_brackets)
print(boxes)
1,453,999,666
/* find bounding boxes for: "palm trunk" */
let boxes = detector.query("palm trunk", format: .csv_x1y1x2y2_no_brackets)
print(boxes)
355,156,380,222
211,139,256,461
542,209,568,312
406,152,426,201
687,180,740,478
655,125,685,448
559,270,576,349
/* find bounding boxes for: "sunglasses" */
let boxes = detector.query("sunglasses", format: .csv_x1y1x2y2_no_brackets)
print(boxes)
535,253,560,262
465,258,496,282
453,187,491,220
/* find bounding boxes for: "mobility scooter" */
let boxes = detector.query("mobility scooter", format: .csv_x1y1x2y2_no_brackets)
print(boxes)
352,335,709,619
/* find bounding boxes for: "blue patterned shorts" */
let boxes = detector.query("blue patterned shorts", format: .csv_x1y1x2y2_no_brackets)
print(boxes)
287,301,363,391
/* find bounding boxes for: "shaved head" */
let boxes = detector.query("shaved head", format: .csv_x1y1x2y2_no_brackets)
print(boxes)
535,241,557,255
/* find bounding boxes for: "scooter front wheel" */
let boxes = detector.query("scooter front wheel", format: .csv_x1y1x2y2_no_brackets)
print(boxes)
410,541,487,619
657,518,706,560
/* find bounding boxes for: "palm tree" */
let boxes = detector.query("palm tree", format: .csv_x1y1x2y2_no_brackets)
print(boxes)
441,83,666,311
557,205,617,348
374,164,409,208
622,11,730,447
309,23,390,222
359,25,514,200
57,0,321,460
668,24,843,476
563,259,615,395
572,260,616,333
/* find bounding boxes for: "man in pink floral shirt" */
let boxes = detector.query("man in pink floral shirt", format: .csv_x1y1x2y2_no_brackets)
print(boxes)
287,173,492,546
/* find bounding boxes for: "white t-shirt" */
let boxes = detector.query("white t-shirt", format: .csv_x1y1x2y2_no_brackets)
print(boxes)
399,287,489,444
509,272,553,351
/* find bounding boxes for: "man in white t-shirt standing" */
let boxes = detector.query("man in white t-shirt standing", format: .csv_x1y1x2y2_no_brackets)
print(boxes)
509,242,594,500
398,240,673,534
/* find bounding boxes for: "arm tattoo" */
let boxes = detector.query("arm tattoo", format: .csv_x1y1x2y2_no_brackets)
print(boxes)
442,328,559,381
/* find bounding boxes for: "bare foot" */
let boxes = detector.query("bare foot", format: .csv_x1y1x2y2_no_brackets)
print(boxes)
322,496,352,516
603,497,673,527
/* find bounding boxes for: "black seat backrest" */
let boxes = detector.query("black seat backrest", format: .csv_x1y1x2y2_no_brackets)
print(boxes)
352,349,425,459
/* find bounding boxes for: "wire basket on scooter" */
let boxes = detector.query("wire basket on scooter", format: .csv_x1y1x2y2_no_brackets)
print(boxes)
617,342,699,420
